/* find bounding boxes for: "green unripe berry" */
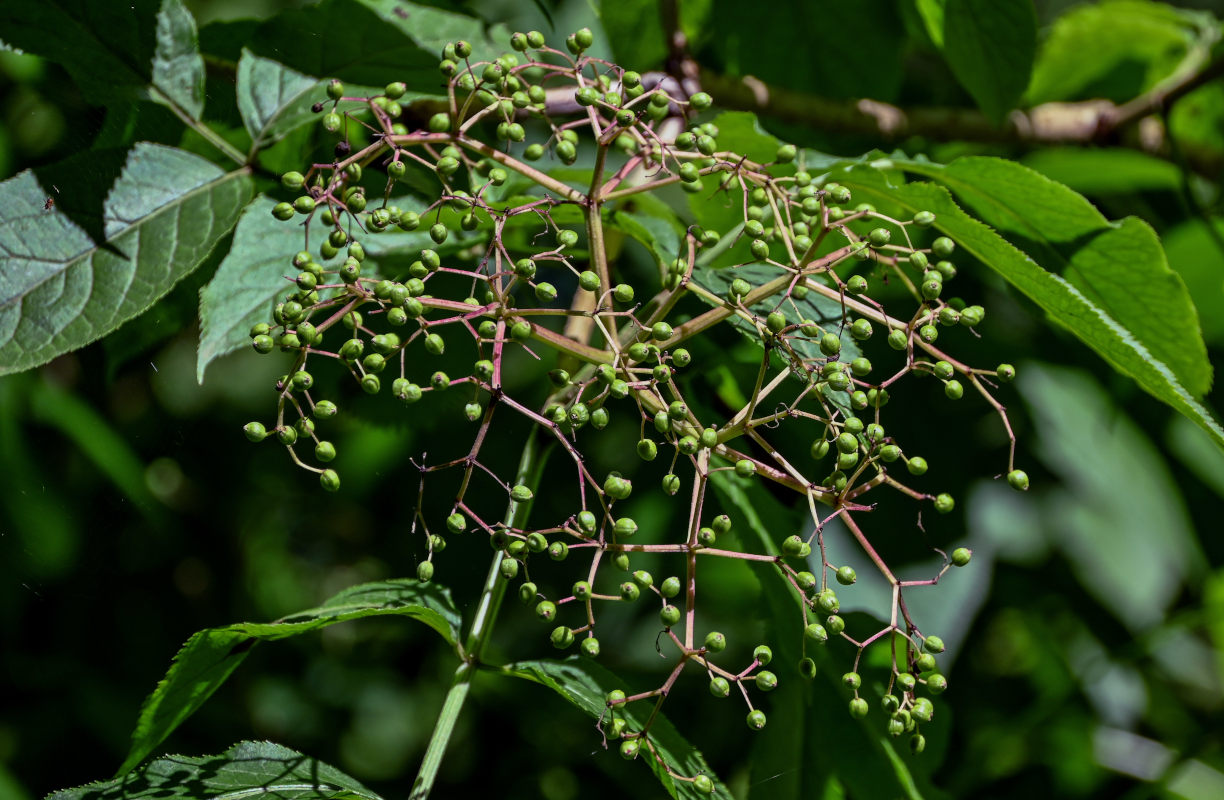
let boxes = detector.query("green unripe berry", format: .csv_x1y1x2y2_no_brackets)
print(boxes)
997,363,1016,382
604,473,633,500
835,565,857,585
510,484,534,502
933,493,954,513
907,456,928,475
795,571,817,591
693,774,714,794
820,332,841,356
319,469,340,492
446,512,467,534
416,561,434,582
660,604,682,627
897,672,917,692
944,379,964,400
689,91,713,110
923,635,945,654
620,581,640,602
651,321,673,341
781,534,805,557
548,541,569,561
916,652,937,672
756,671,778,691
577,637,600,658
315,441,336,462
951,547,972,567
932,236,955,257
550,625,574,649
662,473,681,495
578,270,599,291
535,600,557,622
847,697,869,718
804,623,828,644
887,329,908,351
614,517,638,537
746,709,767,730
735,459,756,478
1007,469,1030,490
618,739,640,760
868,228,891,247
500,557,519,579
766,311,786,334
704,631,727,652
636,439,658,461
926,673,948,694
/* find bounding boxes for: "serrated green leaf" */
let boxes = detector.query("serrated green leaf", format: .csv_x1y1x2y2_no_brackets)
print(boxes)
1026,0,1216,105
351,0,507,55
611,207,682,266
941,0,1036,123
830,166,1224,449
196,196,484,383
236,50,406,154
0,143,252,377
1020,148,1185,194
118,579,461,776
55,741,381,800
504,658,731,800
233,0,458,89
894,155,1211,397
150,0,205,119
0,0,203,119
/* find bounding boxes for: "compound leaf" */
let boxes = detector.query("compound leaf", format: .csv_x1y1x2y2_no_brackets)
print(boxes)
118,579,460,776
504,658,730,800
894,155,1211,397
0,143,251,377
832,166,1224,449
55,741,381,800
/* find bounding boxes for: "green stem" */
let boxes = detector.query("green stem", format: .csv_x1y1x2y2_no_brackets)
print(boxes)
408,429,550,800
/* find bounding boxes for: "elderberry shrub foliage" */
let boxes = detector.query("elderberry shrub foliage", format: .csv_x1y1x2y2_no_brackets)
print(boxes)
233,31,1026,793
1,3,1220,800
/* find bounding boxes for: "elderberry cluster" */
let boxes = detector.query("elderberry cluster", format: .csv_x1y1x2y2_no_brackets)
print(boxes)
243,28,1025,786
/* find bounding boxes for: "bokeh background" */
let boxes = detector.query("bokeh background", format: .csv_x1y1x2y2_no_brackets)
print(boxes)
3,1,1224,798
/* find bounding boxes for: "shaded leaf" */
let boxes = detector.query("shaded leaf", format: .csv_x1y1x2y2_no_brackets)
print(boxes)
0,0,204,118
1017,363,1203,631
54,741,381,800
1026,0,1216,105
352,0,507,56
503,658,730,799
118,579,461,775
894,155,1211,397
704,0,904,102
150,0,205,119
829,166,1224,449
232,0,462,90
1020,148,1185,194
0,143,252,377
599,0,668,72
941,0,1036,123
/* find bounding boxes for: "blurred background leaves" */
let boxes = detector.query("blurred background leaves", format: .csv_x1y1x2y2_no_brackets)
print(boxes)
2,0,1224,799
